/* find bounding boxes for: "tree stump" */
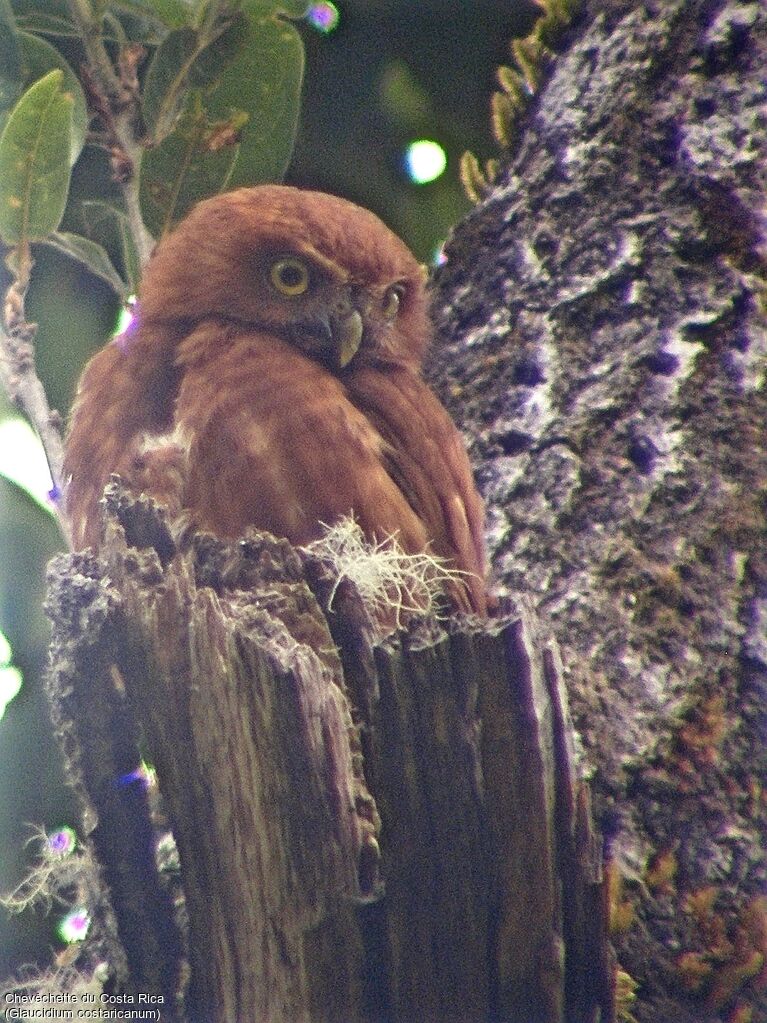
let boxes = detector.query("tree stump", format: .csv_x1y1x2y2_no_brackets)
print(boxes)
44,487,610,1023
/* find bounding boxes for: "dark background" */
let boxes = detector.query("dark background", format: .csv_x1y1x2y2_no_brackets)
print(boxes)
0,0,537,980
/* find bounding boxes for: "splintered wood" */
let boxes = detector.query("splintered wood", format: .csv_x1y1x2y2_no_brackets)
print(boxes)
45,487,611,1023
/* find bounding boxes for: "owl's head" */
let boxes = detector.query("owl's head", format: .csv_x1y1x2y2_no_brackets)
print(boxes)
138,185,432,370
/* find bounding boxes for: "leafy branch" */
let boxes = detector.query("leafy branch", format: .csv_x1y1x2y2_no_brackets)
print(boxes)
0,0,308,543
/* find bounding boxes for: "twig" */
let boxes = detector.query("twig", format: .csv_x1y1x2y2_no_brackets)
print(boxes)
66,0,122,100
80,67,155,266
0,284,71,545
121,174,155,266
68,1,154,267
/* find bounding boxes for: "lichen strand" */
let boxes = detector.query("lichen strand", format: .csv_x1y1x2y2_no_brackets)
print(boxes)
428,0,767,1019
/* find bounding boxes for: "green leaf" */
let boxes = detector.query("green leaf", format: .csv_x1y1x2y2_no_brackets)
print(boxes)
0,0,23,128
249,0,310,16
38,231,128,297
110,0,196,29
206,5,304,188
0,70,73,245
139,98,244,237
14,10,158,44
142,27,198,139
142,14,247,142
18,32,88,164
188,13,247,87
139,4,304,228
13,11,80,38
81,199,142,293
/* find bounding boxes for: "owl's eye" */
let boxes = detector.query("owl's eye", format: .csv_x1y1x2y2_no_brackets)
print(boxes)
270,258,310,296
382,284,405,319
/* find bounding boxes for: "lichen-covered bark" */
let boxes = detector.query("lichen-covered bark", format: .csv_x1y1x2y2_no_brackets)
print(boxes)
428,0,767,1019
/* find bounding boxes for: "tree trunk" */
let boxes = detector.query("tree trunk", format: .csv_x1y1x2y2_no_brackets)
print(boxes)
427,1,767,1020
45,488,610,1023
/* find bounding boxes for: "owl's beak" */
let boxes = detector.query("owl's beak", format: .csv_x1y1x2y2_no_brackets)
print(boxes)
296,306,365,369
333,309,364,368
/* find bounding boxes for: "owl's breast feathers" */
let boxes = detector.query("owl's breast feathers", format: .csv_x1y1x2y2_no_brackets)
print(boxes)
176,328,486,613
65,324,486,613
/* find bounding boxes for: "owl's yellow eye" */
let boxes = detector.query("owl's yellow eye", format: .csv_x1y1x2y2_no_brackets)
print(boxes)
270,258,310,296
382,284,404,319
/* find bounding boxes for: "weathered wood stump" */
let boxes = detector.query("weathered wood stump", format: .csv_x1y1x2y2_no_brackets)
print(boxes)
44,487,611,1023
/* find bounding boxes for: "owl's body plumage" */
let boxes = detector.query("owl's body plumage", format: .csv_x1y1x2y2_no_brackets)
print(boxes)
64,186,487,613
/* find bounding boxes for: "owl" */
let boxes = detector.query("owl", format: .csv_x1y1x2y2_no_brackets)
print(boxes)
64,185,487,614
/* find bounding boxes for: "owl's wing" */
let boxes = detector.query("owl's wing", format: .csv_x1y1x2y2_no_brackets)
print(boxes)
64,327,179,548
346,365,487,614
175,331,432,556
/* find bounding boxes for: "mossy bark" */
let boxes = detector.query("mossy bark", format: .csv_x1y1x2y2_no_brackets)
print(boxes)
427,1,767,1020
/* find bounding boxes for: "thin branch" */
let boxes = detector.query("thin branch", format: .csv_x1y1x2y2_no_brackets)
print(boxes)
66,0,122,100
0,0,154,552
0,289,71,545
120,169,155,266
68,2,154,267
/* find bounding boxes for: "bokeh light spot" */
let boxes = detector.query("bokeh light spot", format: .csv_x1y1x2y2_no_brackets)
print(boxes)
306,2,339,33
47,826,78,858
404,140,447,184
117,760,158,790
0,634,22,724
58,907,90,943
0,629,23,721
113,296,137,338
0,418,55,513
432,242,448,267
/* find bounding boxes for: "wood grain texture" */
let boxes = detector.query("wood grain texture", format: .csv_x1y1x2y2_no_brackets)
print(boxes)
45,489,610,1022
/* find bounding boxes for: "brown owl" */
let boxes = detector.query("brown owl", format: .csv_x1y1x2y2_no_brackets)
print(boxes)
64,186,487,614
